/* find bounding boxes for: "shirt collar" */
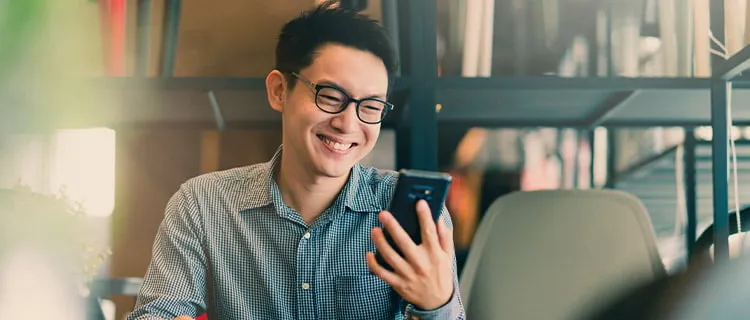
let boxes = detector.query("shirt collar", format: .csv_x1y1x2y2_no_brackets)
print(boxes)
239,145,383,213
237,145,279,210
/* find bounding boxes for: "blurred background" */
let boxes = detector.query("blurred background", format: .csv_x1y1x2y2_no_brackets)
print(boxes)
1,0,749,319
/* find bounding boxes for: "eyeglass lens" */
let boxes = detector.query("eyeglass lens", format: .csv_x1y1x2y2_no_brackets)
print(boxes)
315,86,387,123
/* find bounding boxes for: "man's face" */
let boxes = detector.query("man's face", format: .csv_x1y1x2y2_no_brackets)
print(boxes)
271,43,389,179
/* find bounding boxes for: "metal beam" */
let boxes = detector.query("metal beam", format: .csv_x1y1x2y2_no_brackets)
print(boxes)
110,121,284,131
95,77,267,90
697,139,750,146
603,119,750,127
684,129,698,256
588,130,596,187
605,128,618,188
136,0,152,76
397,0,438,171
92,76,410,92
394,0,411,171
437,76,712,91
436,119,589,128
381,0,401,76
605,2,614,76
431,118,750,129
160,0,181,77
714,45,750,81
710,80,731,262
584,91,639,128
112,120,400,132
710,0,725,71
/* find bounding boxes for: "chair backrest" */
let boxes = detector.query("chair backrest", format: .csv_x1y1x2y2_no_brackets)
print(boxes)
86,277,143,320
459,189,666,320
89,277,144,297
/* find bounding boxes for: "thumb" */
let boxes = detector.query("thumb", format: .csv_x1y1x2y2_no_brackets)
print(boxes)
173,317,195,320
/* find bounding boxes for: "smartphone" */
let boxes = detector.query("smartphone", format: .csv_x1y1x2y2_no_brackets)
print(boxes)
375,169,452,271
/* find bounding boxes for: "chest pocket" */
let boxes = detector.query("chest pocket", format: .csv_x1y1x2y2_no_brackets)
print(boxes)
335,274,393,320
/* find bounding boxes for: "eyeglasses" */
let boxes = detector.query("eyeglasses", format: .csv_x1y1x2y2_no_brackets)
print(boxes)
290,72,393,124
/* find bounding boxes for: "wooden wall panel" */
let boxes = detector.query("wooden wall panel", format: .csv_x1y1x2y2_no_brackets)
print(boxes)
174,1,313,76
173,0,383,76
110,129,202,318
219,129,283,169
110,127,282,317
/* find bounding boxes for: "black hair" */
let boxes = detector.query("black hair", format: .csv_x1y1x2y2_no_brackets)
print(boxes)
275,1,398,93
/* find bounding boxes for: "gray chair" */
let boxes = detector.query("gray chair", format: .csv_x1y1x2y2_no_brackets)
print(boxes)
459,189,666,320
87,277,143,320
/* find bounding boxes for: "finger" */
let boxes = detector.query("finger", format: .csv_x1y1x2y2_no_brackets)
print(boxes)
173,317,195,320
416,200,439,248
366,251,403,286
371,227,415,276
379,211,419,258
437,216,455,255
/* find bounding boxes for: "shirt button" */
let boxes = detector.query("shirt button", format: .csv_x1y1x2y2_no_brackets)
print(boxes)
301,283,310,290
303,232,311,239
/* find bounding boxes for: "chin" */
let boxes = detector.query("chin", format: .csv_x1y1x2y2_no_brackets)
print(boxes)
311,149,360,178
312,161,355,178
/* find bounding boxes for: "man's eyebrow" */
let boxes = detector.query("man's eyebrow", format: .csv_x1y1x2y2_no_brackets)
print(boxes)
316,79,345,89
316,79,387,100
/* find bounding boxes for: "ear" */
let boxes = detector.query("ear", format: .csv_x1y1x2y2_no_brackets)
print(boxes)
266,70,288,113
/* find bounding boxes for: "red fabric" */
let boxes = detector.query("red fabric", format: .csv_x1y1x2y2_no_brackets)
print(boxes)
196,314,208,320
99,0,126,76
446,170,470,220
109,0,127,76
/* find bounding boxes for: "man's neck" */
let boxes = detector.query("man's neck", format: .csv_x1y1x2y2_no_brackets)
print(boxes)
276,152,350,225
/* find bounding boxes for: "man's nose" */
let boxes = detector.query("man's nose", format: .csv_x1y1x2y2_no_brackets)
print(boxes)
330,102,360,132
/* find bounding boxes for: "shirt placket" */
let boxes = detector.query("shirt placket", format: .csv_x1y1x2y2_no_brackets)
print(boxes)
296,227,317,320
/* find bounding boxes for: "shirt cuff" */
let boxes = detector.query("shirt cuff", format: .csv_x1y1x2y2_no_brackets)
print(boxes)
404,290,460,320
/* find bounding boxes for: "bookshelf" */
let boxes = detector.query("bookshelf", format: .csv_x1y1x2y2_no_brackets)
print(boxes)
90,0,750,261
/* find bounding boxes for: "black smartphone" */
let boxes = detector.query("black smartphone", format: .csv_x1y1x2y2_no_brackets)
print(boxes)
375,169,452,271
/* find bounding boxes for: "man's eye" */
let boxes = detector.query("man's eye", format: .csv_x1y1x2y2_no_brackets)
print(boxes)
320,95,342,103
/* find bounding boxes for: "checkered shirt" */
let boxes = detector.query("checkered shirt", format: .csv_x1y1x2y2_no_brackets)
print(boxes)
127,146,465,320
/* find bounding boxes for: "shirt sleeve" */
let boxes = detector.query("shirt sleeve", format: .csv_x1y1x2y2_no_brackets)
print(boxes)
397,205,467,320
405,290,462,320
126,183,209,320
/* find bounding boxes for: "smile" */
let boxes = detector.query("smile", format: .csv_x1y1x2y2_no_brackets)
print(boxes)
317,134,357,152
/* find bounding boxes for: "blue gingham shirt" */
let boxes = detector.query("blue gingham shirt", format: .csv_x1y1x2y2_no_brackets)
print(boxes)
127,147,465,320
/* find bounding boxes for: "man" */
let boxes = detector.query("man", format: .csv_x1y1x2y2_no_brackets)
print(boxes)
127,2,465,319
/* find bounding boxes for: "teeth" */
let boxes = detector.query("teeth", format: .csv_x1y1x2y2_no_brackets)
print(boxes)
322,136,352,151
333,142,350,150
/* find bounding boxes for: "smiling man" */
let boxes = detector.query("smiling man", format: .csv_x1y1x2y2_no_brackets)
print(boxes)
127,2,465,319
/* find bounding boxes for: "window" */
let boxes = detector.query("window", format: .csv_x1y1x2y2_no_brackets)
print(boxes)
49,128,116,217
0,127,120,218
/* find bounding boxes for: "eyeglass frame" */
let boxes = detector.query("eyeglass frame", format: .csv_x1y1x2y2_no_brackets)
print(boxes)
289,72,394,124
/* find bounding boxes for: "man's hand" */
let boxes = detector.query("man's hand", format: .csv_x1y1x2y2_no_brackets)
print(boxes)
366,200,455,311
172,317,194,320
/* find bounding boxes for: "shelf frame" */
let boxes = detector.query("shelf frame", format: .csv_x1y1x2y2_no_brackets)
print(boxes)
90,0,750,265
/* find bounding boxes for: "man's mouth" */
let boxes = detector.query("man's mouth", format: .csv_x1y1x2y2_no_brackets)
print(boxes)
317,134,356,151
